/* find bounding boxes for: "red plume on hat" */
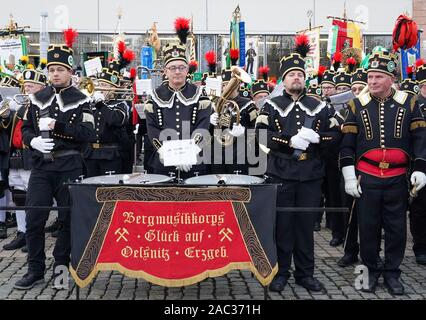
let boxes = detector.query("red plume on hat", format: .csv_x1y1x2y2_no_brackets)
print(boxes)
317,65,327,83
258,65,270,81
332,51,342,71
346,57,357,73
230,49,239,66
116,40,135,69
415,58,426,68
63,28,78,48
174,17,190,45
117,41,126,56
205,51,217,73
294,34,311,58
406,66,414,79
129,68,137,81
189,60,198,74
392,14,418,51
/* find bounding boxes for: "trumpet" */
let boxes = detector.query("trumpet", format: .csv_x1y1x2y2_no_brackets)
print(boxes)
77,77,134,101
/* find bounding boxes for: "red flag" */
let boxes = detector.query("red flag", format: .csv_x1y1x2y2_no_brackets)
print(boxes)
332,20,353,53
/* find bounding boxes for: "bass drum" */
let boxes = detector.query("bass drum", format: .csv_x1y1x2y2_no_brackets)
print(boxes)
81,173,173,185
184,174,264,185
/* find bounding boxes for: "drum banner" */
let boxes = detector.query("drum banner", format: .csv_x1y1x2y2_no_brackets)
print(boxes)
69,184,278,288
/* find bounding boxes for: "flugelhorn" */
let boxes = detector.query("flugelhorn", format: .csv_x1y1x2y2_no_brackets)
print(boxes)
213,66,251,146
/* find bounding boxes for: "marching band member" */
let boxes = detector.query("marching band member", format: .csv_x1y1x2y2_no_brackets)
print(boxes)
3,61,47,252
340,51,426,295
0,73,21,240
409,59,426,266
256,42,340,292
209,49,257,175
83,45,131,177
15,28,95,290
144,18,211,179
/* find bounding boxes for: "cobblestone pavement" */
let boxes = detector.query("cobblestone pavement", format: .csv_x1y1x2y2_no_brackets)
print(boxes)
0,216,425,300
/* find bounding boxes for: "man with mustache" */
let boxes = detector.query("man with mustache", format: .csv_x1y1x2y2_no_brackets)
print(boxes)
256,52,340,293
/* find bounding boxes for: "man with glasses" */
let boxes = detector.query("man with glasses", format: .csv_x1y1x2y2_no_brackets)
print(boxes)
144,42,211,178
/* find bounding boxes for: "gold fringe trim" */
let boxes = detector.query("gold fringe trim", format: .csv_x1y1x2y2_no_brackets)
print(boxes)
410,120,426,131
342,125,358,134
70,262,278,289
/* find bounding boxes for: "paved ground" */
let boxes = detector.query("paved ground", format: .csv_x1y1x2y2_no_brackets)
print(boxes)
0,215,425,300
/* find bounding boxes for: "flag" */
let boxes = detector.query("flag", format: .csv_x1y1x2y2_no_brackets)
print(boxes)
327,19,362,57
303,28,321,72
400,31,421,80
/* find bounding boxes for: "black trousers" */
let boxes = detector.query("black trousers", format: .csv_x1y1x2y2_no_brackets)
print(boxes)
84,157,122,178
25,167,82,275
321,158,345,239
343,194,360,256
409,186,426,256
357,172,408,279
274,177,322,279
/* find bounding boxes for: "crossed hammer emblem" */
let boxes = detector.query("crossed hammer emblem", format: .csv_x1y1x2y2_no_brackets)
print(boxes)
219,228,233,242
114,228,129,242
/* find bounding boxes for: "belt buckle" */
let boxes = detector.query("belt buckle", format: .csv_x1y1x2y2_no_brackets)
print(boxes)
92,143,100,149
379,161,390,169
298,153,308,161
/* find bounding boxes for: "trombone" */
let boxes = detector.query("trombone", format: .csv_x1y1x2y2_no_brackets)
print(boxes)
77,77,135,101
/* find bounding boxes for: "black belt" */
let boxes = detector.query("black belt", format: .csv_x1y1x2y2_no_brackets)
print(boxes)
43,150,80,161
90,143,119,149
276,152,318,161
360,157,407,169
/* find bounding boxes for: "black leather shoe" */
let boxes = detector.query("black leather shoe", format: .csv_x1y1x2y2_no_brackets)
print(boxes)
360,274,379,293
384,277,404,295
3,232,26,250
0,222,7,239
51,230,59,238
416,254,426,265
313,222,321,232
14,273,44,290
295,277,323,292
337,254,359,267
329,237,344,247
21,245,28,253
269,276,288,292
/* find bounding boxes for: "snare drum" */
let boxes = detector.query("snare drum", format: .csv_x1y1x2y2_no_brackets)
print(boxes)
80,173,173,185
184,174,264,185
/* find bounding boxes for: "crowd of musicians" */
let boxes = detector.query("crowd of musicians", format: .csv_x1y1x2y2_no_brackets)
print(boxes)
0,20,425,296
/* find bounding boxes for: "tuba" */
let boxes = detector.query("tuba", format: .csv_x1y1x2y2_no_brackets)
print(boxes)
213,66,251,146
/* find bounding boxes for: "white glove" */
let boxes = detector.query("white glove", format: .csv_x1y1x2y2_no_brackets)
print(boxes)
298,127,320,144
411,171,426,192
176,164,192,172
30,136,55,154
229,124,245,137
92,91,105,103
342,166,362,198
290,135,309,150
39,117,55,131
210,113,219,126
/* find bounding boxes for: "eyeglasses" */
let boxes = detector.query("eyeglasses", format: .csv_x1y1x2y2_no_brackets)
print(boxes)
165,65,188,72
